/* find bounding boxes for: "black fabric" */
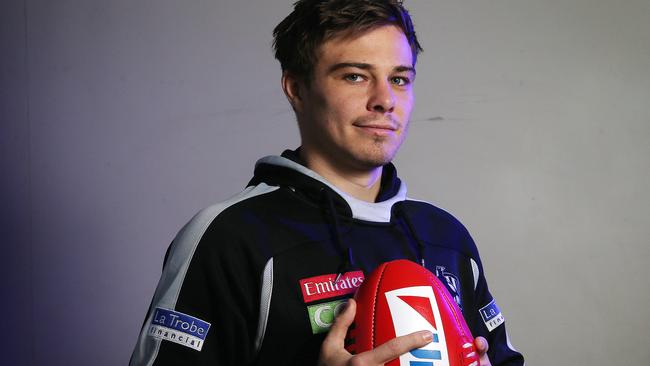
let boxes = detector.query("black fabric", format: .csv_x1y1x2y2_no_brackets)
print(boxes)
131,153,525,366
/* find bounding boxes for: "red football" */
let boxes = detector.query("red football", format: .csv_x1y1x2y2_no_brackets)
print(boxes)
346,259,479,366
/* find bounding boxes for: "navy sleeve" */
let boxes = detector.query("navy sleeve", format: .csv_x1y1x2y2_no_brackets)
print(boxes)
129,208,262,366
470,253,525,366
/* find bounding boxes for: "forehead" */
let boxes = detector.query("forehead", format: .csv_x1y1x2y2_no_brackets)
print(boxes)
315,25,414,71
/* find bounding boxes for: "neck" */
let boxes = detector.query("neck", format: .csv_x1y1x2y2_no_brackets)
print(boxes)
299,148,383,203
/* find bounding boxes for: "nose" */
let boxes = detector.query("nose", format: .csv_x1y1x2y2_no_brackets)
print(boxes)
367,80,395,113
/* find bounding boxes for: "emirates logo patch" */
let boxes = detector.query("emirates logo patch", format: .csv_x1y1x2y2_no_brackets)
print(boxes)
299,271,365,303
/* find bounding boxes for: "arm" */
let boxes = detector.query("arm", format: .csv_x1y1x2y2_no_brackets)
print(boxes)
130,207,261,365
470,257,524,366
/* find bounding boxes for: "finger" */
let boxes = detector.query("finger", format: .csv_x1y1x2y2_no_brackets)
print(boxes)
361,330,433,364
322,299,356,348
474,336,489,354
318,301,355,366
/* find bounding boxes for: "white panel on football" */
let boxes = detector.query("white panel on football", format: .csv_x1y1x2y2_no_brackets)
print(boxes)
385,286,450,366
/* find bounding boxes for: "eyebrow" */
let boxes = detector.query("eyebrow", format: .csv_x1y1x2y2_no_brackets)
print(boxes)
327,62,416,75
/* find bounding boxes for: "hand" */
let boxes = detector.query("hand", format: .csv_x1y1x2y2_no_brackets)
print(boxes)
318,299,433,366
474,336,491,366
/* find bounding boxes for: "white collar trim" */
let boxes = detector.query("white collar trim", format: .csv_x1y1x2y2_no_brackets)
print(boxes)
256,155,407,223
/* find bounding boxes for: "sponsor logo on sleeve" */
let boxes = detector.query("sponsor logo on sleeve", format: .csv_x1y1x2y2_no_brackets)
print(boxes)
479,299,505,332
299,271,365,303
385,286,449,366
307,299,348,334
148,307,211,351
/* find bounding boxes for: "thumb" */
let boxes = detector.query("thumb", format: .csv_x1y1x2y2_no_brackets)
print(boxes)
322,299,356,348
475,336,489,354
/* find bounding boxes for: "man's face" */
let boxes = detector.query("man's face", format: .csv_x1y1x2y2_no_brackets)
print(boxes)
291,25,415,171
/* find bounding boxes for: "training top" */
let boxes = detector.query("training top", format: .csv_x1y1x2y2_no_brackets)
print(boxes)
130,149,525,365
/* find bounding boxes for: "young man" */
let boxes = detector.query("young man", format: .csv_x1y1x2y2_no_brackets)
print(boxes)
130,1,524,365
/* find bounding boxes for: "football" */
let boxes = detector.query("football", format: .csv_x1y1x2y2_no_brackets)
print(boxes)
346,259,479,366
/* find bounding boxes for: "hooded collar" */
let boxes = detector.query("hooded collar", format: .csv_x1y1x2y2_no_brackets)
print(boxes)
248,149,407,223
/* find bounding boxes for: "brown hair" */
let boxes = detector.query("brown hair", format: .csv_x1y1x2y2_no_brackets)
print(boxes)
273,0,422,82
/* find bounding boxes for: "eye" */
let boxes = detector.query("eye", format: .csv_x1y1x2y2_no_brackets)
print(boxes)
344,74,365,83
391,76,411,87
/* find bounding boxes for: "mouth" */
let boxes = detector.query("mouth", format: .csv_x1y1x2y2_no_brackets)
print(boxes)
353,118,399,136
356,123,397,131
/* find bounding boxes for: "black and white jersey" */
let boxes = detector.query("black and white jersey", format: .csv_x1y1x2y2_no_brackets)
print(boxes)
130,149,524,365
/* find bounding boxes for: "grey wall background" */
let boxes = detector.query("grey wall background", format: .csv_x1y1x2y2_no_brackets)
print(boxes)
2,0,649,365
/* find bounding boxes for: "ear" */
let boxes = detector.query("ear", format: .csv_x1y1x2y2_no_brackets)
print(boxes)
281,71,304,112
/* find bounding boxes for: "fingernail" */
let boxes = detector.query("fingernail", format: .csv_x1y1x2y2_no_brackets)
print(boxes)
341,300,350,311
421,331,433,342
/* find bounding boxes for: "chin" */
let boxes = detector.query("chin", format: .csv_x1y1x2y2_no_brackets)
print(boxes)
352,147,398,169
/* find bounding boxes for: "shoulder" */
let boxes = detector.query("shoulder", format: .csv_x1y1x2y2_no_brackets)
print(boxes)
398,197,470,235
397,198,480,259
199,183,281,224
165,183,281,265
400,198,464,225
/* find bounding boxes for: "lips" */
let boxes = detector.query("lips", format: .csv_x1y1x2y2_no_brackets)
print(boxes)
352,117,399,132
356,123,396,131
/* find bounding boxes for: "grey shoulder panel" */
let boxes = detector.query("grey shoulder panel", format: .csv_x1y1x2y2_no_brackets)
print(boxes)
130,183,279,366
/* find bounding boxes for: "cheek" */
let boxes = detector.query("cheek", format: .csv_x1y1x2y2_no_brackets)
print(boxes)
394,98,414,130
323,95,360,126
399,92,415,113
